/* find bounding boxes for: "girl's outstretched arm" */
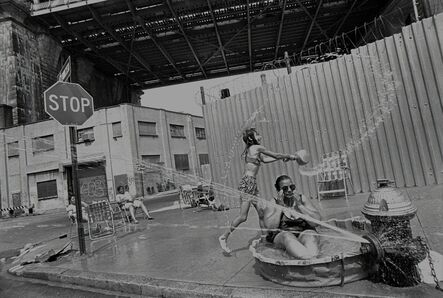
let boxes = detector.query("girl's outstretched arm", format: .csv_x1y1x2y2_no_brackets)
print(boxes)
257,146,295,161
260,155,290,163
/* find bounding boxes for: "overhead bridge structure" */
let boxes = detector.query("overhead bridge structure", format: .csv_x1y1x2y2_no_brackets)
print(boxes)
29,0,395,89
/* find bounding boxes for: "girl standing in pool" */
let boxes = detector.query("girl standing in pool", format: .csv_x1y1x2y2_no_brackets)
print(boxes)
219,128,306,254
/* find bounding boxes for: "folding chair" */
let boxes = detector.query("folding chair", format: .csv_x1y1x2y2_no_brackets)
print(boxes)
86,201,115,240
109,201,128,227
317,151,351,202
179,185,198,209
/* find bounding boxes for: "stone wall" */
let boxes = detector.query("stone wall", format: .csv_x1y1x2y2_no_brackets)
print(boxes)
0,0,140,126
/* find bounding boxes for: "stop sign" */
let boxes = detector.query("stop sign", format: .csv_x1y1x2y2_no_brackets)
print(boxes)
44,81,94,126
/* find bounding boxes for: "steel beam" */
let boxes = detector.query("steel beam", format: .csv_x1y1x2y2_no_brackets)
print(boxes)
294,0,328,39
333,0,359,37
202,1,274,67
274,0,287,60
52,13,146,87
300,0,323,53
87,6,164,83
165,0,207,78
125,0,185,80
207,0,230,74
247,0,252,71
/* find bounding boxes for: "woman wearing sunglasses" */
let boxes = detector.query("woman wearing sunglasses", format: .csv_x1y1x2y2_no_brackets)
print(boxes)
219,128,306,254
261,175,321,259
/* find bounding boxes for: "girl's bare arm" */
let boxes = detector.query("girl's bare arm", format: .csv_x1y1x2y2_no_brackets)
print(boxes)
257,146,294,160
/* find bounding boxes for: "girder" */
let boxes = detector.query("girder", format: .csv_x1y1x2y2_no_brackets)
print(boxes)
30,0,392,89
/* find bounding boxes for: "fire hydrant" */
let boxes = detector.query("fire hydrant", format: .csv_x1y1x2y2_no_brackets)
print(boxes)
360,179,426,287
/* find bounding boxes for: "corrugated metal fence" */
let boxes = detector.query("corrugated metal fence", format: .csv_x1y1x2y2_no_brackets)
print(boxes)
203,14,443,201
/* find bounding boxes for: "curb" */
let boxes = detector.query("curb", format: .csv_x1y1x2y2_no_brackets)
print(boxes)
8,264,379,298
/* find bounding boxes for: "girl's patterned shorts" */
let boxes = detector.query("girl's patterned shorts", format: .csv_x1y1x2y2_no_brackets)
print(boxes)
238,175,259,202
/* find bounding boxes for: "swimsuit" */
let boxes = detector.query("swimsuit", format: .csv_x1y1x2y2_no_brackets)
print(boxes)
245,155,261,166
238,175,259,201
266,194,315,243
237,154,261,201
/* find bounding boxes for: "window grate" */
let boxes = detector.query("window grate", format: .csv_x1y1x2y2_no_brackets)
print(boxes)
195,127,206,139
199,154,209,165
37,179,58,200
139,121,157,136
174,154,189,171
170,124,185,138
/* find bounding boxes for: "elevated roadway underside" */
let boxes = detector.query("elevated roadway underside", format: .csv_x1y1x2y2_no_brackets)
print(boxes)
31,0,394,90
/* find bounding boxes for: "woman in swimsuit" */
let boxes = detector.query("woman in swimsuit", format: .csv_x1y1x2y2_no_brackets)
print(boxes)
218,128,304,254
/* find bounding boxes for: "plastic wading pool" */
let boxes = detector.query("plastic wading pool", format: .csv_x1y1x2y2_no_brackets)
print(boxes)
250,218,371,287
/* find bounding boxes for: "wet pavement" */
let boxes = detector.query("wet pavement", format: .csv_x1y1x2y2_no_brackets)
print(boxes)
6,185,443,297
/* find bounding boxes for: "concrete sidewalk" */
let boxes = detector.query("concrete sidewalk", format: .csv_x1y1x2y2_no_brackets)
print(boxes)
143,189,179,201
7,185,443,297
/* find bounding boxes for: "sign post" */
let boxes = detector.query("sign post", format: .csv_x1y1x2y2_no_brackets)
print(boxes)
44,79,94,255
69,126,85,254
58,56,71,82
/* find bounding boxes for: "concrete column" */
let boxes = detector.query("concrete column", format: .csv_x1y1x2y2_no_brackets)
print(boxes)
158,110,173,168
186,115,200,177
0,130,9,210
121,105,139,196
19,125,29,207
104,108,116,200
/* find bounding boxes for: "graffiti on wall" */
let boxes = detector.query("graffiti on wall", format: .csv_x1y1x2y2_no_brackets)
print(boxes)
79,175,108,204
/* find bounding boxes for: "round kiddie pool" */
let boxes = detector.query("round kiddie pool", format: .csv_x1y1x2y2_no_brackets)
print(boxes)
250,217,371,287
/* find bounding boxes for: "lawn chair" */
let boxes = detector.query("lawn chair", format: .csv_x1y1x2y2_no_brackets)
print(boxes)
85,201,115,240
179,185,198,208
109,201,128,227
317,151,351,202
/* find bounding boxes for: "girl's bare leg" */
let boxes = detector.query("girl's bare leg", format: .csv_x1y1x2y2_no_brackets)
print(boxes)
219,199,251,253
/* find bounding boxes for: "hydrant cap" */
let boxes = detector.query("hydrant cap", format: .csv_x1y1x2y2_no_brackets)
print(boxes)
361,179,417,219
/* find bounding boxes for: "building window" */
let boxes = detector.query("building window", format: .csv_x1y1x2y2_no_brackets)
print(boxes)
170,124,185,138
32,135,54,153
199,154,209,165
77,127,95,143
195,127,206,139
174,154,189,171
112,122,122,138
139,121,157,136
7,141,19,157
37,180,58,200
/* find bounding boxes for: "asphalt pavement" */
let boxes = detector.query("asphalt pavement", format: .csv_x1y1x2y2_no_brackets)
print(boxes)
2,187,443,297
0,192,179,297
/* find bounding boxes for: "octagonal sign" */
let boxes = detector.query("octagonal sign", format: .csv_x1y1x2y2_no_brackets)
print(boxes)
44,81,94,126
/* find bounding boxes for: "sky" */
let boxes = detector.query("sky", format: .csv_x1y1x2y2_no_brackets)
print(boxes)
141,68,290,116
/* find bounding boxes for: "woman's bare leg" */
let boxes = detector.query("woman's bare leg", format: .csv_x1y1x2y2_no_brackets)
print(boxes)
139,201,153,219
274,231,319,259
219,199,251,253
128,205,138,223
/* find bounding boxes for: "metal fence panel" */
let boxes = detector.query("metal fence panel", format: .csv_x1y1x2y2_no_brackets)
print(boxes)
203,14,443,201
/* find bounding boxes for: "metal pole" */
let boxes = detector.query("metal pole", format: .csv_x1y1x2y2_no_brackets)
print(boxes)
412,0,419,21
70,126,86,254
284,51,292,74
200,86,206,105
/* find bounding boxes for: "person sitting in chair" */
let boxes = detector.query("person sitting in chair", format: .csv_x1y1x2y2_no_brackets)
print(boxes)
257,175,321,259
66,196,89,223
116,186,153,223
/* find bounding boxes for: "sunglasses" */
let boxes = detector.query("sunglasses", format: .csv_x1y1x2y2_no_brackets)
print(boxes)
281,184,296,192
